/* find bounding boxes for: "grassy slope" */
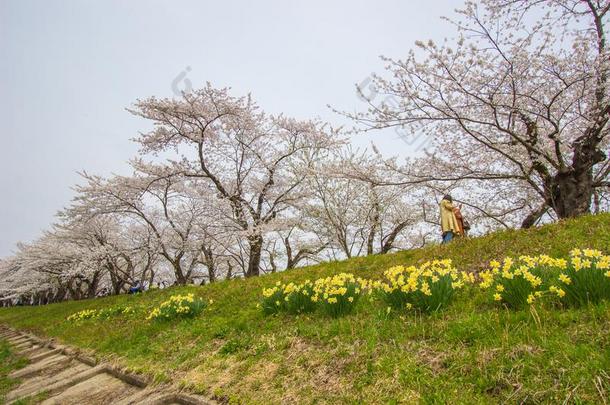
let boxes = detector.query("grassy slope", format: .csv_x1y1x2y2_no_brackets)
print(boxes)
1,214,610,404
0,339,28,403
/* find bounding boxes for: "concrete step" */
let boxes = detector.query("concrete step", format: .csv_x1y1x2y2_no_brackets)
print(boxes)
19,344,50,358
10,353,71,379
40,371,141,405
1,326,213,405
14,341,38,351
6,365,109,405
8,337,32,345
28,347,64,364
5,361,92,401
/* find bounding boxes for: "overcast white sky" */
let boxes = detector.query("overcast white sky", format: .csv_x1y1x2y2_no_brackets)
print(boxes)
0,0,463,256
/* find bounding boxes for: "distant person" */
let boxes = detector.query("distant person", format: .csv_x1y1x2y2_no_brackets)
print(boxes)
440,194,460,243
452,204,468,237
129,280,143,294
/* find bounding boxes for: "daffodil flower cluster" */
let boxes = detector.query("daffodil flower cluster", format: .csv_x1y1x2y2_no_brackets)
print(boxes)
67,309,99,322
374,259,471,312
551,248,610,306
146,293,205,321
261,274,368,317
480,249,610,308
479,255,550,308
259,249,609,318
313,273,368,317
261,281,288,315
67,305,135,322
261,280,317,315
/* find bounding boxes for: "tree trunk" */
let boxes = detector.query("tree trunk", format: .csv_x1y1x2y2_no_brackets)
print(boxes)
246,234,263,277
148,270,156,288
340,236,352,259
174,268,188,285
548,167,595,219
525,140,605,225
202,246,216,283
207,266,216,283
53,286,67,303
284,237,295,270
110,271,125,295
269,252,277,273
171,254,188,285
546,130,607,219
380,221,410,254
521,203,549,229
226,261,233,280
366,227,375,256
87,272,101,298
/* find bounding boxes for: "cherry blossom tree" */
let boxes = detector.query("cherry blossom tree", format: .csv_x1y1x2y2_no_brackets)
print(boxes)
304,150,418,258
0,256,63,306
251,213,330,273
275,220,329,270
128,84,340,276
75,166,221,285
346,0,610,227
8,231,101,301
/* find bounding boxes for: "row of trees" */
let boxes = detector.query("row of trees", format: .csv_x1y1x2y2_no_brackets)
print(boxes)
0,89,433,304
344,0,610,227
1,0,608,305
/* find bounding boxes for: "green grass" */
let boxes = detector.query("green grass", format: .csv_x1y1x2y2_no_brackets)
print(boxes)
1,214,610,403
0,339,29,403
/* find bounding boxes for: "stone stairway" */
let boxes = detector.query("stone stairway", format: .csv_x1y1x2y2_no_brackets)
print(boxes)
0,327,213,405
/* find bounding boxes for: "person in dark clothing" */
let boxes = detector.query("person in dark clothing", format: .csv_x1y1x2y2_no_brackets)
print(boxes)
129,281,143,294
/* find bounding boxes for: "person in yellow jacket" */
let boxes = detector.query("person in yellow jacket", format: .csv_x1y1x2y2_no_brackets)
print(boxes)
440,194,460,243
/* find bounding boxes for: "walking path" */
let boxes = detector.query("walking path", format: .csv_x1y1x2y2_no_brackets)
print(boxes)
0,326,213,405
